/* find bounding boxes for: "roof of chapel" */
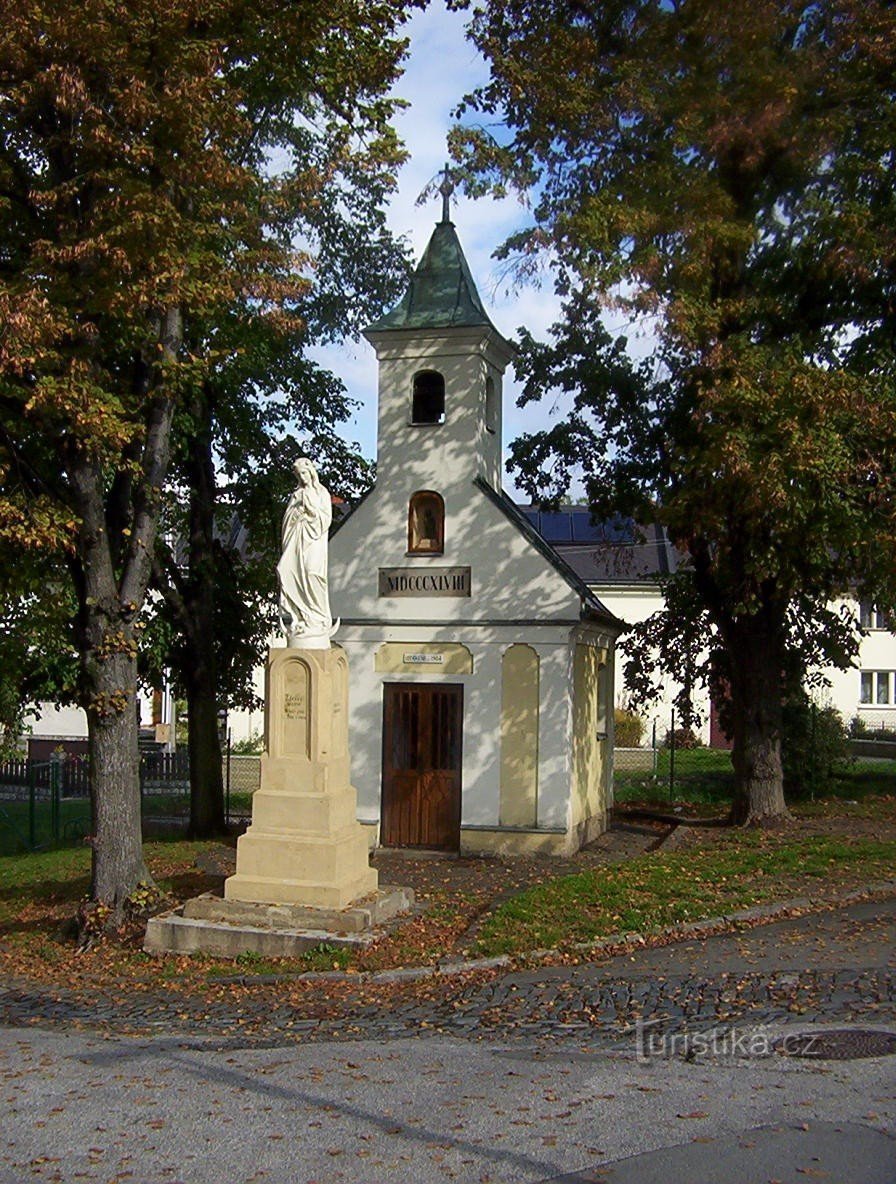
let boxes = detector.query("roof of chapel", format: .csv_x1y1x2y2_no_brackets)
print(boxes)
365,218,499,334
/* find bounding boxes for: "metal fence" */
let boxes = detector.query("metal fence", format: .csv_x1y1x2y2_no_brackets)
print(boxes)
614,717,735,806
0,747,261,854
614,715,896,806
615,744,737,805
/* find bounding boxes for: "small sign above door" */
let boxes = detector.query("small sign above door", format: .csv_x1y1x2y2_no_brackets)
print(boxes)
375,642,473,674
378,567,471,598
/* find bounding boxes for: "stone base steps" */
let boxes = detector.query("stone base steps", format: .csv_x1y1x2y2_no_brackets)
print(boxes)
144,885,414,958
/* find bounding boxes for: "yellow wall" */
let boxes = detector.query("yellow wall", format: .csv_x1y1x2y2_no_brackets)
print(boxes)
572,644,607,829
499,644,540,826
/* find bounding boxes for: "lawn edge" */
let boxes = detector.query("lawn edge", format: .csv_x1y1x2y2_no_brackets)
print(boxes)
209,879,896,987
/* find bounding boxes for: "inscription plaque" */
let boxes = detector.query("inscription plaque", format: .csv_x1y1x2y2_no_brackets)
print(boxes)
378,566,471,598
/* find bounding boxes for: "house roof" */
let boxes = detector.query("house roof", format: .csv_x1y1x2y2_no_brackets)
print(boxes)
475,480,624,629
520,507,683,584
365,219,499,334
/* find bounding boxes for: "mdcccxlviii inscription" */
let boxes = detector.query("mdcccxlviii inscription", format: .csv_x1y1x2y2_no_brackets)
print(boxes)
379,567,471,598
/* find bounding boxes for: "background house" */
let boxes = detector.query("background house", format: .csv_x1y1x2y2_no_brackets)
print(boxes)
520,506,896,745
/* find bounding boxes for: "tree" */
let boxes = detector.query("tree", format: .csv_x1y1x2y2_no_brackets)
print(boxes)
451,0,896,823
0,0,419,914
0,547,79,757
146,355,378,839
145,154,400,839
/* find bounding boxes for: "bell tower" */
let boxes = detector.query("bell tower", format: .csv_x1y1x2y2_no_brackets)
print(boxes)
364,169,514,499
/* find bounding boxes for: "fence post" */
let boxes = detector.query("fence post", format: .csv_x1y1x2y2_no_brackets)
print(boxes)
669,708,676,802
28,760,36,850
225,729,231,825
651,720,658,778
50,758,60,843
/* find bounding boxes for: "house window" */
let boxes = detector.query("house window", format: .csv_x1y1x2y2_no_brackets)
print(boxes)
408,491,444,554
411,371,445,424
859,601,891,630
861,671,896,706
485,374,497,434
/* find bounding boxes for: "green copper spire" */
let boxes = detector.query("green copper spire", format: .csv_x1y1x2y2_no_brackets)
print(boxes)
365,167,497,334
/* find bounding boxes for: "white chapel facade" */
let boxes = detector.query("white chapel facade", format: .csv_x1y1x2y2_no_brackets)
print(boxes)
329,208,622,856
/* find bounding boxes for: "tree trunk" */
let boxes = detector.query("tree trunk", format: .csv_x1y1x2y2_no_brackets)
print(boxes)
184,664,227,838
185,386,228,837
69,309,182,919
727,621,789,825
71,460,154,918
86,641,151,907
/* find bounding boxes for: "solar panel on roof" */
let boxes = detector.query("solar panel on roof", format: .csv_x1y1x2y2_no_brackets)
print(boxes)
569,511,636,544
539,512,573,542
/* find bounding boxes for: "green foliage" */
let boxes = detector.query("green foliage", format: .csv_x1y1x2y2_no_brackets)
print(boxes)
453,0,896,821
0,0,421,894
614,708,645,747
0,551,79,756
229,732,264,756
782,694,850,800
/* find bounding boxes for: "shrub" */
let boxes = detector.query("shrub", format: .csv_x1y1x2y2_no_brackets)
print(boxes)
849,715,896,742
614,707,645,747
230,730,263,756
783,693,849,799
663,727,702,750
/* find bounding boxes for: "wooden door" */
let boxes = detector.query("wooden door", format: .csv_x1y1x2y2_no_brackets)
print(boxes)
381,684,463,850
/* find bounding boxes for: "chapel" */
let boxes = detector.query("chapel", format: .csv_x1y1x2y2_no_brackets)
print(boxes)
328,197,622,856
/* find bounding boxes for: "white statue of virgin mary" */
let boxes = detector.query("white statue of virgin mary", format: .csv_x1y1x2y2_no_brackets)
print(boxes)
276,458,338,648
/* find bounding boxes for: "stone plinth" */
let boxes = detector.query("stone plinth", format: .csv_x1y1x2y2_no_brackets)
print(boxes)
143,886,414,959
224,645,378,910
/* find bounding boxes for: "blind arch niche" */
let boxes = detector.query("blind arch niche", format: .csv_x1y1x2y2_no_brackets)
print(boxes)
408,490,445,554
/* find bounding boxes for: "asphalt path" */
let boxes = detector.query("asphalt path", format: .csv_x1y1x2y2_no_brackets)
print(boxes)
1,1022,893,1183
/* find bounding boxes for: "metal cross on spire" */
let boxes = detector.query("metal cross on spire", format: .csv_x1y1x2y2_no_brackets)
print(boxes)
438,163,455,223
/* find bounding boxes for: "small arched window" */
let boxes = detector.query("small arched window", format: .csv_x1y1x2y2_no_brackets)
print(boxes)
412,370,445,424
485,374,497,434
408,490,445,555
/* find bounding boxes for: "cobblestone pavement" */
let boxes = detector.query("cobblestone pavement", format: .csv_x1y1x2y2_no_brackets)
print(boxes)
1,898,893,1050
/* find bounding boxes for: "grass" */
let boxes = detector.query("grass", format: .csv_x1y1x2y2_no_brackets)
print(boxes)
203,943,353,977
0,789,254,856
0,838,222,924
615,747,896,807
1,794,894,988
474,832,896,956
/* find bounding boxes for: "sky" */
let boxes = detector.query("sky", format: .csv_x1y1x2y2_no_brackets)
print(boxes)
311,0,566,484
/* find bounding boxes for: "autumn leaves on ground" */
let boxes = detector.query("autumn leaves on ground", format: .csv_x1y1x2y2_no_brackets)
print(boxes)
1,798,894,1022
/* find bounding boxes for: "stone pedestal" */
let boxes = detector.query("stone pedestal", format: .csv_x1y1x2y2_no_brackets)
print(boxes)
224,645,378,910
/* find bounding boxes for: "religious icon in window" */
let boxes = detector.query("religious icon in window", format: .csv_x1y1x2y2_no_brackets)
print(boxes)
408,491,445,554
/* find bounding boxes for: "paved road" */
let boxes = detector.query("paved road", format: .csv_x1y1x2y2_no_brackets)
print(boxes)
1,899,894,1182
